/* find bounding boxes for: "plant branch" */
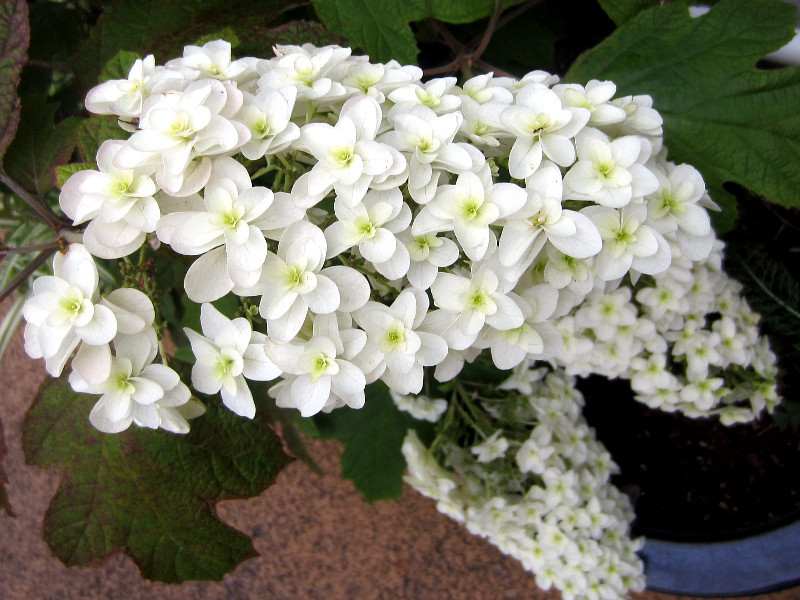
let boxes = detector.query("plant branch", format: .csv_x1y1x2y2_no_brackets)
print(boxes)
0,247,56,303
0,239,63,255
0,171,67,231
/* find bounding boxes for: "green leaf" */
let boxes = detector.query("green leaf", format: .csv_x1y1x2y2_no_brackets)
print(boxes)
596,0,663,25
76,116,130,165
428,0,526,24
567,0,800,232
0,415,13,516
99,50,141,82
313,0,428,64
4,95,79,195
22,374,293,582
56,163,93,188
71,0,300,93
0,0,30,162
314,382,432,502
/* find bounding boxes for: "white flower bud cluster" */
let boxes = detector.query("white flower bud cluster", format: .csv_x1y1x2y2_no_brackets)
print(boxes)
403,369,645,600
544,240,779,424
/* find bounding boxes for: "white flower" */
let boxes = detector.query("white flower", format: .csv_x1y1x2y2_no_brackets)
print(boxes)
22,244,117,378
553,80,626,126
71,328,195,434
501,84,589,179
324,188,412,280
84,55,185,119
267,312,366,417
413,167,526,261
380,104,473,203
258,44,350,103
115,79,249,195
184,303,280,418
292,96,400,208
390,390,448,422
498,163,601,271
388,77,461,115
564,130,658,208
237,86,301,160
156,157,274,301
166,40,255,84
430,260,524,347
60,140,159,259
354,287,448,395
398,229,459,290
583,203,670,281
471,430,509,463
341,60,422,103
258,220,370,342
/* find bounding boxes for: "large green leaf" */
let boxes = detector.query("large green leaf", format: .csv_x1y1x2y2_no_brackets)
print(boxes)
566,0,800,232
312,0,527,65
312,0,428,64
23,374,293,582
3,95,79,195
314,381,433,502
596,0,663,25
71,0,301,93
0,0,29,162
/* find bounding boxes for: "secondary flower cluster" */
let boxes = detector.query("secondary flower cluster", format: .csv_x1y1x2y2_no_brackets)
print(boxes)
402,369,645,600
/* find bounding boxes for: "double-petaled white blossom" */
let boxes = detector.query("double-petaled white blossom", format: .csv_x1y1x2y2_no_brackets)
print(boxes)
267,312,366,416
185,303,280,418
23,244,117,378
292,96,401,208
156,157,274,301
414,167,526,262
354,287,448,394
258,220,370,342
60,140,159,259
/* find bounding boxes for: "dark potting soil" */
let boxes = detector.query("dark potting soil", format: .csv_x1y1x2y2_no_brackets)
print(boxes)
581,376,800,542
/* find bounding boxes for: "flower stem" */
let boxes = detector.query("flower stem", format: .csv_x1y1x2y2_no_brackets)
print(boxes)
0,171,68,232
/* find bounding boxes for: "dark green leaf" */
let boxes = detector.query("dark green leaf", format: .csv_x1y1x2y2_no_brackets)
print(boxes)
567,0,800,232
0,415,12,516
56,163,93,188
428,0,526,24
76,116,130,165
0,0,30,162
72,0,301,93
596,0,664,25
99,50,141,83
4,95,79,195
314,382,432,502
313,0,427,64
23,374,293,582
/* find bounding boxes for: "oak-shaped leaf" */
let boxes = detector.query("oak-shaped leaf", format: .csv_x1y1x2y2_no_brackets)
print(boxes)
22,373,293,582
0,0,29,162
567,0,800,232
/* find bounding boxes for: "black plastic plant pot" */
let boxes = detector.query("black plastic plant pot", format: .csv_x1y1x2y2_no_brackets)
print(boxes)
641,519,800,596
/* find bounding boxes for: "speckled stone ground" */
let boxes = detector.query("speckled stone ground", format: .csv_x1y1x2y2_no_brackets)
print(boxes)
0,297,797,600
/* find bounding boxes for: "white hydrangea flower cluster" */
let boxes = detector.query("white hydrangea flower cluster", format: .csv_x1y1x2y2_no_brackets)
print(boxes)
20,39,783,596
402,369,645,600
